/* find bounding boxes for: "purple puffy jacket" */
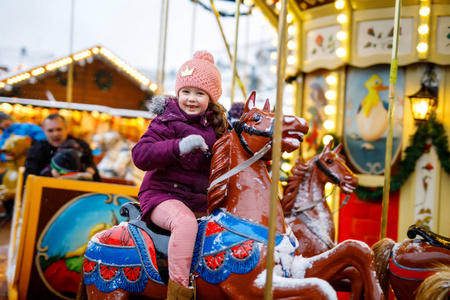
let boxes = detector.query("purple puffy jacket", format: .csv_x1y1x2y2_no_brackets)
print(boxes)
132,96,217,221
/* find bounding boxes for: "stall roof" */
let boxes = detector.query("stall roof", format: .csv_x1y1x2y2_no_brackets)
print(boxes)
0,46,157,93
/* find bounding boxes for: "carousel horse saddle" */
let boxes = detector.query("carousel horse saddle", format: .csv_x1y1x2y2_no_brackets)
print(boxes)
407,224,450,250
120,202,171,284
121,203,297,284
84,203,297,293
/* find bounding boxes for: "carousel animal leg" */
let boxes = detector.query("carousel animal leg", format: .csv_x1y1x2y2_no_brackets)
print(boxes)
295,240,384,300
330,267,364,300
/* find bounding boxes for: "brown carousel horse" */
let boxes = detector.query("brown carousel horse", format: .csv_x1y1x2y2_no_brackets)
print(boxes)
81,92,383,299
280,142,378,298
372,224,450,300
281,141,358,258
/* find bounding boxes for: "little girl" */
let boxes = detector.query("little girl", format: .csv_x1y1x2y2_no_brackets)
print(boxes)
132,50,227,299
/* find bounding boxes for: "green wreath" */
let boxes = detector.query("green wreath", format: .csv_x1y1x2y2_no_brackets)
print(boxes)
354,116,450,201
95,70,113,91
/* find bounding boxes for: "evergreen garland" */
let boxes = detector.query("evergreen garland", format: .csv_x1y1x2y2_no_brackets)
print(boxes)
354,116,450,201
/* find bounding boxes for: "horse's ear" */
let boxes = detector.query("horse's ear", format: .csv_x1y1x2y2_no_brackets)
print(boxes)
332,143,343,154
263,99,271,111
323,140,333,153
244,91,256,113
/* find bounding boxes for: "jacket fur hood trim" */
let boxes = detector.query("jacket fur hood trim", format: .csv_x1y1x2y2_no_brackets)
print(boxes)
146,94,177,118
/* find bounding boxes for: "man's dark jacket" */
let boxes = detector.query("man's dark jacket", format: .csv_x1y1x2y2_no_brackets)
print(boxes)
24,135,100,182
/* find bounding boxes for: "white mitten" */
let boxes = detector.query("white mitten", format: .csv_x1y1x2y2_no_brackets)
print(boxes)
179,135,208,156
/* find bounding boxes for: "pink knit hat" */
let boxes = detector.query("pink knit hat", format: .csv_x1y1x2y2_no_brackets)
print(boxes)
175,50,222,103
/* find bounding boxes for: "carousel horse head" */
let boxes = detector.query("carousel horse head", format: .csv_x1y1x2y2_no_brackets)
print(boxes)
281,140,358,214
314,141,358,194
232,91,309,160
92,131,122,153
93,131,143,184
208,91,309,218
1,134,31,164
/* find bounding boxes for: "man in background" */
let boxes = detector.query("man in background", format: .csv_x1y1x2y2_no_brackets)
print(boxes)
24,113,100,181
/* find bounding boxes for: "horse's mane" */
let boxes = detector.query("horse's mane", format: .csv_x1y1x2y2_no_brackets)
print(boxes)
280,156,311,212
207,133,232,214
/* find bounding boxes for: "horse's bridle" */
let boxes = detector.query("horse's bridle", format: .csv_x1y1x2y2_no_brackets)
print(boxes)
314,157,341,185
234,117,274,158
207,117,274,192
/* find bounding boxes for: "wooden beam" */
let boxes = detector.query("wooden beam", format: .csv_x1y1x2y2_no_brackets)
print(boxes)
252,0,279,28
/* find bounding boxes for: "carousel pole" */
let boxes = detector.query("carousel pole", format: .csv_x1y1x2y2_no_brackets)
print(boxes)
157,0,169,94
380,0,402,239
264,0,288,298
230,0,241,103
190,0,198,56
209,0,247,99
66,0,75,103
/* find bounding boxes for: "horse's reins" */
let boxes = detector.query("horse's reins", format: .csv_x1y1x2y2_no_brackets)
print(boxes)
207,118,274,192
289,157,350,215
286,157,351,250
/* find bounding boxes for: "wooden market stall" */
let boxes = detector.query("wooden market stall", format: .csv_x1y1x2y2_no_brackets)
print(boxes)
0,47,158,300
252,0,450,243
0,46,157,111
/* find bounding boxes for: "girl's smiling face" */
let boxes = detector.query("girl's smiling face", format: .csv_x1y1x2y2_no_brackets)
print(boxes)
178,87,210,115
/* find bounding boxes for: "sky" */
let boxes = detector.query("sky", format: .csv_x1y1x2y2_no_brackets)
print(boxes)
0,0,277,96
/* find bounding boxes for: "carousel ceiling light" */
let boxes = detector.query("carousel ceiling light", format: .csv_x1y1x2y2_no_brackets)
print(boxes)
335,0,344,10
324,105,336,115
419,6,430,16
408,65,437,122
287,55,296,65
288,26,296,35
287,40,296,50
325,90,336,100
322,135,333,146
337,14,346,24
336,47,346,57
336,31,347,41
281,162,291,172
416,42,428,53
418,24,429,35
326,75,337,85
324,120,335,130
287,14,293,23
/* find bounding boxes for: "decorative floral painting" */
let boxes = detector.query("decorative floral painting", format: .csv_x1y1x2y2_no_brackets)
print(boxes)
436,16,450,54
302,70,331,159
356,18,413,56
305,25,341,62
414,141,437,231
343,65,405,175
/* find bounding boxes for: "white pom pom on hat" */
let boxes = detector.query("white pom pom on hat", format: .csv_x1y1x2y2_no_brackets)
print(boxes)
175,50,222,104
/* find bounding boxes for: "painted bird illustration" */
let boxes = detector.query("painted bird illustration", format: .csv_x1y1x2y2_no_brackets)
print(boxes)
356,74,389,142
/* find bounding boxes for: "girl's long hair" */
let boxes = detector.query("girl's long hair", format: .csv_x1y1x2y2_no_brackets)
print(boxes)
208,102,228,139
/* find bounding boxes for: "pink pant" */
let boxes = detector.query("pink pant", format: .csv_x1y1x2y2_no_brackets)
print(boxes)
150,200,198,287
